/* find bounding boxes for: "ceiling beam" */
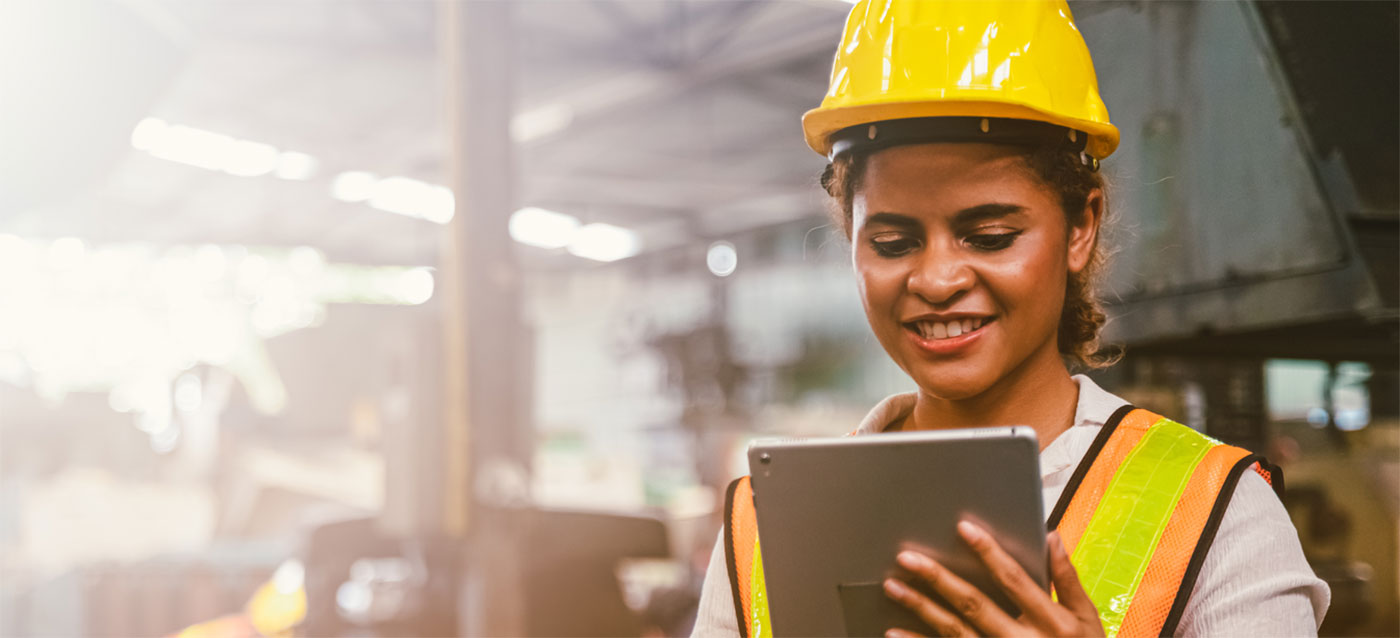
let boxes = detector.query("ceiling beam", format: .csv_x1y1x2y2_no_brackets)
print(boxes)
521,9,844,149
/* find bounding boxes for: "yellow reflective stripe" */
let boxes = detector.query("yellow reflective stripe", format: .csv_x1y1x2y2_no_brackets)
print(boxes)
1071,420,1215,638
750,538,771,638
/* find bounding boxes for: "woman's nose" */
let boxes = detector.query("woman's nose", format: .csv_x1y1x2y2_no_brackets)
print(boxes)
906,252,975,305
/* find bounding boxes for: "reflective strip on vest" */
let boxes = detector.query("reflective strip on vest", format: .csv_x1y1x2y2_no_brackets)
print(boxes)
1071,419,1216,638
750,538,771,638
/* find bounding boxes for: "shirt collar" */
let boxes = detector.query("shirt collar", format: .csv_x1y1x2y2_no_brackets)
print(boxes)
853,374,1126,439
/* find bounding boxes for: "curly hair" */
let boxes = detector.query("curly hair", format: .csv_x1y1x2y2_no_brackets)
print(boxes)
819,145,1121,370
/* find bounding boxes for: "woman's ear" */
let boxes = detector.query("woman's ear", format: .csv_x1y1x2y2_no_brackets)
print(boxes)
1067,188,1103,274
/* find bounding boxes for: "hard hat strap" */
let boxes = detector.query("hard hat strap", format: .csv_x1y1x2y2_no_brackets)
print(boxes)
828,117,1091,166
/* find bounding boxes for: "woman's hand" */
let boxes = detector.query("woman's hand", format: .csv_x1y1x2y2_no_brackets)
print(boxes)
882,521,1105,637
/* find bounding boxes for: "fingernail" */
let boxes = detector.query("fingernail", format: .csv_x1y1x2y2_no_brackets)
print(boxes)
885,630,904,638
897,550,930,570
883,578,907,597
957,520,983,539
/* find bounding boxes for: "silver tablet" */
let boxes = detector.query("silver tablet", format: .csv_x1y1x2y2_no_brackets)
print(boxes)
747,427,1047,637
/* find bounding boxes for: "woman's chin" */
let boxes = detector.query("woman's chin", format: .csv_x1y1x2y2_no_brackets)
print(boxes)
908,370,997,402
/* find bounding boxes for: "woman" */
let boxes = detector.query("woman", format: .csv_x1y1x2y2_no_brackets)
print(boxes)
692,1,1328,636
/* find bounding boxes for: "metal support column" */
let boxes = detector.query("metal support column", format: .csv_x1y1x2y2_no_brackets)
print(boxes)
440,1,532,634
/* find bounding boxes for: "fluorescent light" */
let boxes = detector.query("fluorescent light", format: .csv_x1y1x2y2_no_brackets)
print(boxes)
367,177,455,224
223,140,280,177
417,187,455,225
333,173,455,224
130,117,168,151
131,117,455,225
706,241,738,277
567,223,641,262
509,207,579,249
511,103,575,143
130,117,310,180
330,171,379,203
396,268,435,305
274,151,319,180
146,124,236,171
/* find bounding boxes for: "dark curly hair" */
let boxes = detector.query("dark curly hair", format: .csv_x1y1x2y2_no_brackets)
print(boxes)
819,145,1120,370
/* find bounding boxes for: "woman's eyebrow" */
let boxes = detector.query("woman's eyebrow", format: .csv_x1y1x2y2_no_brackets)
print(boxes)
954,203,1027,225
864,204,1026,230
863,211,922,228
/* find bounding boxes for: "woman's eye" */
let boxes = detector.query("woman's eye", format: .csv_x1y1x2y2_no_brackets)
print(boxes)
966,232,1021,251
870,237,919,257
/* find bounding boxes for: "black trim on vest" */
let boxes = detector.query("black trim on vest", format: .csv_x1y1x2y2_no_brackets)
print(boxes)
723,477,749,638
1158,454,1263,637
1259,458,1285,497
1046,404,1136,530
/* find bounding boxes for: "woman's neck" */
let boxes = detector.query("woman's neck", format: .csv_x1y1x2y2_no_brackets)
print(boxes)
902,349,1081,451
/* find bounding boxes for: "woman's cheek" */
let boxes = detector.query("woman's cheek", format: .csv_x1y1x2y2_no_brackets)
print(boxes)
989,238,1068,316
854,259,907,341
857,259,903,307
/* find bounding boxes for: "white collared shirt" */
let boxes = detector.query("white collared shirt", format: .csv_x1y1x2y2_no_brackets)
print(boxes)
691,375,1329,637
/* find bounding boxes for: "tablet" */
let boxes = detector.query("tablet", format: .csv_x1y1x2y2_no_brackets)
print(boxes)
747,427,1047,637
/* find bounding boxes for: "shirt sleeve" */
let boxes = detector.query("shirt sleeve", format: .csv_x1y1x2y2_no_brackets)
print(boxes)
691,530,742,638
1175,469,1331,637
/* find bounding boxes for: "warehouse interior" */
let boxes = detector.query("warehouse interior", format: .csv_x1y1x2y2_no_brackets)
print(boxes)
0,1,1397,636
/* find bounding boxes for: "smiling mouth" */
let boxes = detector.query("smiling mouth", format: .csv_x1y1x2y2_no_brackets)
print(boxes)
904,317,995,341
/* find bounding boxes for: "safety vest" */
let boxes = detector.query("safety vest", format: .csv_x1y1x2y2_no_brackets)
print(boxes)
723,406,1281,638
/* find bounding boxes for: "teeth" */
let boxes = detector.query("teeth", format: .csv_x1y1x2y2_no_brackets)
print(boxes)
913,318,989,340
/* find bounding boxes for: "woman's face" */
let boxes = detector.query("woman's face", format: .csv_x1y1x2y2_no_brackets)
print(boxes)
852,143,1099,400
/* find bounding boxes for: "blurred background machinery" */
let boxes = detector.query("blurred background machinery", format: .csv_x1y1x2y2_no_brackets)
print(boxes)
0,1,1395,636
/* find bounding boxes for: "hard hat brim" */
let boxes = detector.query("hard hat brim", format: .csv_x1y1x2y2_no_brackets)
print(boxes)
802,99,1120,160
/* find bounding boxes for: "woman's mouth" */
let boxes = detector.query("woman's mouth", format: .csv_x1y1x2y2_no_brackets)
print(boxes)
905,317,994,341
902,316,996,355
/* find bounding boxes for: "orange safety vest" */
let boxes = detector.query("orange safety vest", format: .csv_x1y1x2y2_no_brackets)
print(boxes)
723,406,1280,638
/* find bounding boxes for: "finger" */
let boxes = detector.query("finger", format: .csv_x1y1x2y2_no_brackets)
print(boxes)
956,520,1061,626
1047,531,1104,631
883,577,974,637
884,627,928,638
896,550,1018,636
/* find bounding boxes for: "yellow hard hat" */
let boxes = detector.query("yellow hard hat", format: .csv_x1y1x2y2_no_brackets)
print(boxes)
802,0,1119,161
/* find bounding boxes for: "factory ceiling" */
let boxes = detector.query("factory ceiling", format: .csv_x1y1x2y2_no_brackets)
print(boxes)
2,0,851,267
3,0,1394,349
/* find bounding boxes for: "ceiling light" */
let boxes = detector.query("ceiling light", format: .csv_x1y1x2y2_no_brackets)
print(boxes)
707,241,738,277
367,177,455,224
511,103,575,143
509,207,580,249
567,223,641,262
396,268,435,305
131,116,324,182
130,117,168,151
222,140,280,177
330,171,379,203
145,124,237,171
274,151,319,180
